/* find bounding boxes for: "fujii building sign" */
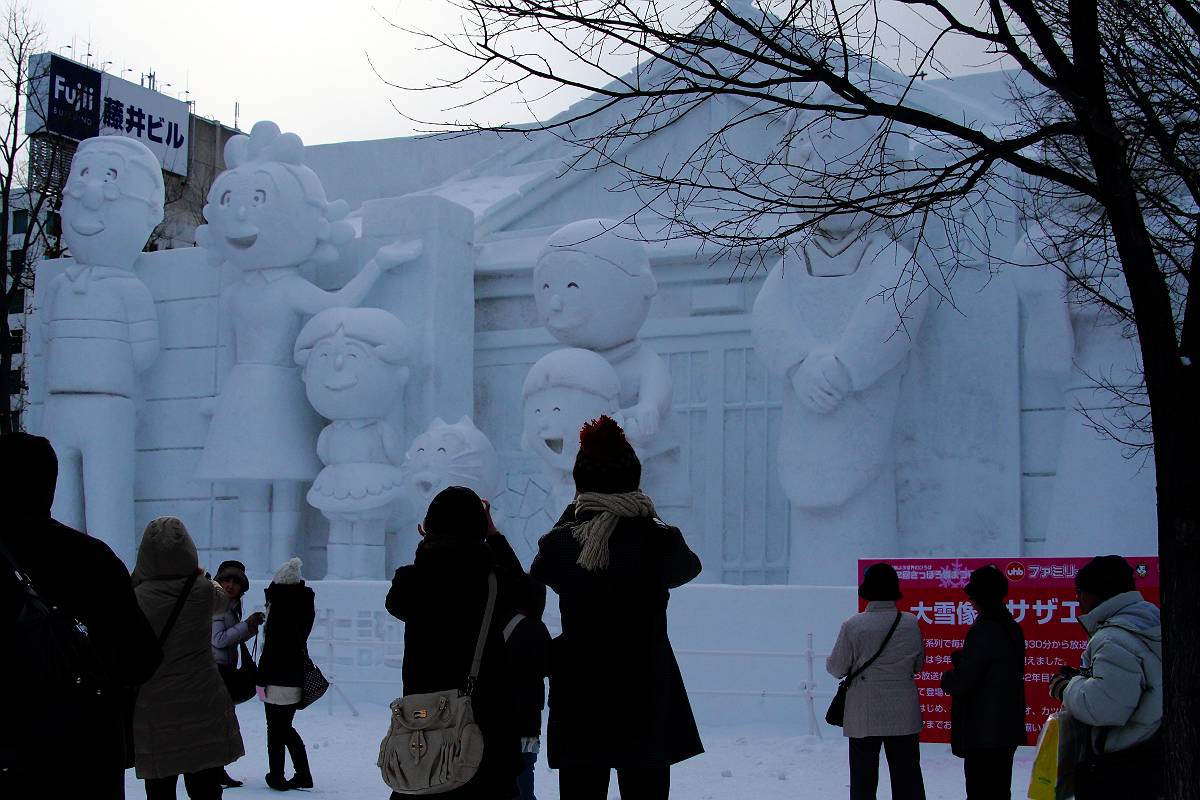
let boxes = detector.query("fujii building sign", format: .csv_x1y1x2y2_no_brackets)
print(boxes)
27,52,190,176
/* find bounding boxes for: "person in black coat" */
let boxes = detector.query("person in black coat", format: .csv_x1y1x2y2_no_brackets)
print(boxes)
256,557,317,791
385,485,538,800
503,582,552,800
531,415,703,800
0,433,162,800
941,565,1026,800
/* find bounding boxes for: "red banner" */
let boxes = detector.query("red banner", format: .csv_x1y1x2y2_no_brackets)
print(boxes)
858,557,1160,745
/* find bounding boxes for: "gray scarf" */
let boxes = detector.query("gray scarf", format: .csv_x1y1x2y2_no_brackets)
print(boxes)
571,491,657,571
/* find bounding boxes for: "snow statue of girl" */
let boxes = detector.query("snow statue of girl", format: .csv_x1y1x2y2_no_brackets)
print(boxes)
533,219,671,451
195,120,419,577
751,102,931,585
521,347,622,516
295,307,412,579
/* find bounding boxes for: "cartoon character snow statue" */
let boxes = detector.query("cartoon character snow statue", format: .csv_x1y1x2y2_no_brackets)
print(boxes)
41,136,164,564
521,348,622,515
751,106,931,585
295,307,412,579
195,120,419,577
534,219,672,450
393,416,501,565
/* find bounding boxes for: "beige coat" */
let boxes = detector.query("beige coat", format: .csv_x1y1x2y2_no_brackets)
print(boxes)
131,517,245,779
826,601,925,738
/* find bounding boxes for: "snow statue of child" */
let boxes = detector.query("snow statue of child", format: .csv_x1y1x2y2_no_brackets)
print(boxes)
295,307,412,579
195,120,419,577
521,348,622,516
394,416,501,566
751,105,931,585
533,219,672,450
41,135,164,564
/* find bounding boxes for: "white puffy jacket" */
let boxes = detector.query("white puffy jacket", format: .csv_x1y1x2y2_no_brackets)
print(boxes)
1062,590,1161,754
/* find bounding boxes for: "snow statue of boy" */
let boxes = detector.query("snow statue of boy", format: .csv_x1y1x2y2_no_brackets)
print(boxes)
41,135,164,564
195,120,419,577
295,307,412,579
534,219,671,449
751,106,931,584
521,348,622,515
394,416,501,565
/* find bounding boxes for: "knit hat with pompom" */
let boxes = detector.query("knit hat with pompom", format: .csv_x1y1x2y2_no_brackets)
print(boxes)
271,557,304,585
572,415,641,495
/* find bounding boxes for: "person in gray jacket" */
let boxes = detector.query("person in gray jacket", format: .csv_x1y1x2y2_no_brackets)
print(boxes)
1049,556,1162,800
211,560,264,788
827,563,927,800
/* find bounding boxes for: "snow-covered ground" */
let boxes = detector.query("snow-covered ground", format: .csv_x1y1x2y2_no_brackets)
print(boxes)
125,702,1037,799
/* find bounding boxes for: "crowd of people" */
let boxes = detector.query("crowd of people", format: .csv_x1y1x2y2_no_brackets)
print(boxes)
0,415,1165,800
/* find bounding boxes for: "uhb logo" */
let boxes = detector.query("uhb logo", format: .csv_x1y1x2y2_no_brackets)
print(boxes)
1006,562,1025,581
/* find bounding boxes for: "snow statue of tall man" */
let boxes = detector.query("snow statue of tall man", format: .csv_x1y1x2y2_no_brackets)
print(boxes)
296,307,412,580
752,106,931,585
42,136,164,564
522,348,622,515
533,219,671,450
195,120,419,577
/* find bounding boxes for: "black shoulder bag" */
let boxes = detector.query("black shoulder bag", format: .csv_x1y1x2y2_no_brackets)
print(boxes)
826,611,903,727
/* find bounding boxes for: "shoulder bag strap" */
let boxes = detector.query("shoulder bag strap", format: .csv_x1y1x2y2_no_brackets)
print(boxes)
846,611,903,683
464,572,498,697
158,572,200,646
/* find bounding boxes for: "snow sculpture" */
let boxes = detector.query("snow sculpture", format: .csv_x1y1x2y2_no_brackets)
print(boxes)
194,120,419,577
295,307,412,579
534,219,672,448
42,136,165,564
521,348,622,514
392,416,501,564
752,110,931,584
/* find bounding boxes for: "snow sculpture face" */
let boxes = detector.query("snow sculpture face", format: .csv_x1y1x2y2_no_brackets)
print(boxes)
522,348,621,472
402,416,500,506
295,307,411,421
534,219,657,351
61,137,164,268
198,121,352,271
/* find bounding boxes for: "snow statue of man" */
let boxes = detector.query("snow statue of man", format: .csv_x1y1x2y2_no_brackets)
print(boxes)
295,307,412,579
522,348,622,515
42,135,164,564
534,219,671,449
394,416,501,566
195,120,419,577
752,106,931,584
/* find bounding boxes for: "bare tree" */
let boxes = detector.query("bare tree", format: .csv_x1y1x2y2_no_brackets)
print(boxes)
393,0,1197,793
1,2,69,434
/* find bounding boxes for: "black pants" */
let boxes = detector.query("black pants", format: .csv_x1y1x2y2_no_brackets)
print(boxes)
1075,734,1163,800
963,747,1016,800
1,762,125,800
265,702,310,779
143,767,224,800
848,734,926,800
558,765,670,800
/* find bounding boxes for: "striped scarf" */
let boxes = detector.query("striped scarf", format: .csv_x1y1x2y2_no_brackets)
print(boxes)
571,491,657,571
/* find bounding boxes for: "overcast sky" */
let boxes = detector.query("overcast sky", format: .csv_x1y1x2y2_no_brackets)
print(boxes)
35,0,1000,146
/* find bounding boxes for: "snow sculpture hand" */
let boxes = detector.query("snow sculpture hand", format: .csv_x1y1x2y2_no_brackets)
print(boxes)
374,239,423,272
791,353,852,414
621,402,661,441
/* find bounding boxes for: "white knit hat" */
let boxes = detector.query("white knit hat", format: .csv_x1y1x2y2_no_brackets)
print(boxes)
272,557,303,585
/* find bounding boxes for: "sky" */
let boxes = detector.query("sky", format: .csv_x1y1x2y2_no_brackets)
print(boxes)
33,0,1001,147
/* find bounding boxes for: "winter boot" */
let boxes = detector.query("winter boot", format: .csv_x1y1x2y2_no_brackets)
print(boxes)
265,772,291,791
220,769,244,788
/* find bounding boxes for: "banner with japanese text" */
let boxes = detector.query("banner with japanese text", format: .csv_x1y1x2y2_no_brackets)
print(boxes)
858,557,1160,745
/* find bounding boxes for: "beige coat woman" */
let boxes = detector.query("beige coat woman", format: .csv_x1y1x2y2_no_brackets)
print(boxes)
131,517,245,780
826,600,926,738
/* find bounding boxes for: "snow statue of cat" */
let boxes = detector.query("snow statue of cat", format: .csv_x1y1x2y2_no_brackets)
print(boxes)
41,136,164,564
751,106,931,584
295,307,412,579
392,416,501,565
522,348,622,515
194,120,420,577
534,219,672,449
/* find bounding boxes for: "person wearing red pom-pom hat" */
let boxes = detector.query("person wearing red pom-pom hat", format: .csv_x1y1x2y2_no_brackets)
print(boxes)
531,415,703,800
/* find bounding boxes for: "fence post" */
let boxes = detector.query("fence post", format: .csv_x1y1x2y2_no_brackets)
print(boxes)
801,632,822,739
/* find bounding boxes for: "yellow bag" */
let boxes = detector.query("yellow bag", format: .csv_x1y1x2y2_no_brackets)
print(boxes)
1027,714,1061,800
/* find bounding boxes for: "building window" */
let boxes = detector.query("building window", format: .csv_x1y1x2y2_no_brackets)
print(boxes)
12,209,29,235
